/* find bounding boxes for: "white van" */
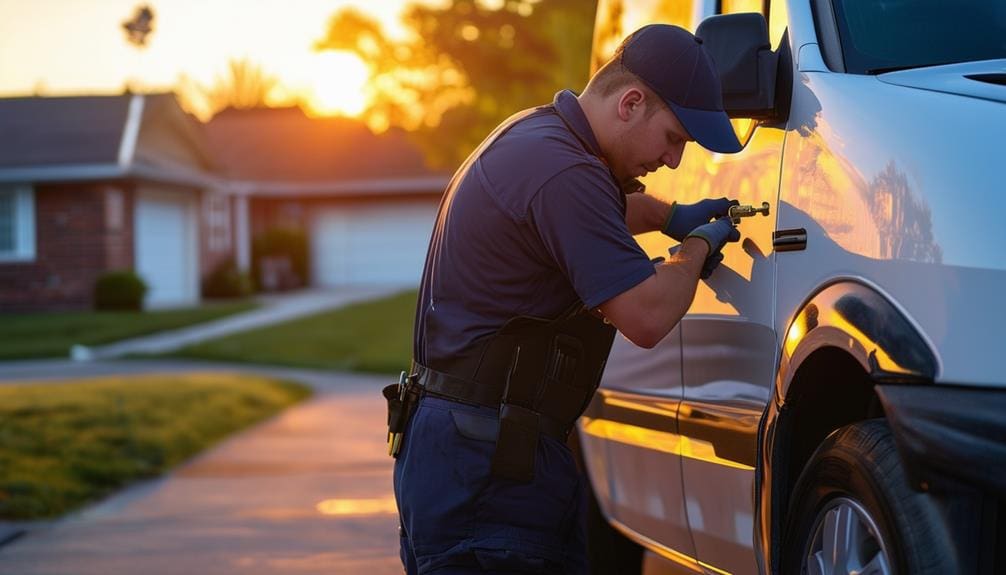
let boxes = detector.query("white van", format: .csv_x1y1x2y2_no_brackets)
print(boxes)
578,1,1006,573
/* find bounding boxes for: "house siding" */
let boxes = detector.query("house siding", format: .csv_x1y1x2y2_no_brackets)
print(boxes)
0,182,133,311
103,184,135,271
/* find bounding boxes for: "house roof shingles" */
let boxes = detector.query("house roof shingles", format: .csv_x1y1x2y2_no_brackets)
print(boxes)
0,95,132,167
203,106,442,183
0,95,449,194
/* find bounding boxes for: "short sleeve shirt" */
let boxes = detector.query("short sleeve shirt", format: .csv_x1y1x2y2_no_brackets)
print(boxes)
414,90,654,368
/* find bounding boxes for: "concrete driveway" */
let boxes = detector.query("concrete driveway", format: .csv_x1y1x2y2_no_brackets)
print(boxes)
0,362,403,575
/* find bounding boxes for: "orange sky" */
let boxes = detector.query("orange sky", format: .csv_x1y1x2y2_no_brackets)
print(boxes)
0,0,442,118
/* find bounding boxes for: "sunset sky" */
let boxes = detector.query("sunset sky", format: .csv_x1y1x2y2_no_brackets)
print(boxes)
0,0,442,118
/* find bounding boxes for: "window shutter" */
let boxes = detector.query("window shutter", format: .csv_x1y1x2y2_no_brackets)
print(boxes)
0,191,15,253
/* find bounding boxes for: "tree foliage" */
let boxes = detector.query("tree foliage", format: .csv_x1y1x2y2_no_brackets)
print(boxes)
316,0,597,168
176,58,281,121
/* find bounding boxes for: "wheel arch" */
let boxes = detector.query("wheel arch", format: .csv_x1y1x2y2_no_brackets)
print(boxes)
756,279,940,574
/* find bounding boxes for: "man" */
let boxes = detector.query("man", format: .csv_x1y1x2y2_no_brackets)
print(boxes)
391,24,743,574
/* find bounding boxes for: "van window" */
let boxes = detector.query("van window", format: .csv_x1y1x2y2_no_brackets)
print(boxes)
721,0,763,15
831,0,1006,74
592,0,696,73
767,0,788,50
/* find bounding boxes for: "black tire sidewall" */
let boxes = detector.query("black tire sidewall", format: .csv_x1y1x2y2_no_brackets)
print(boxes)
783,420,910,574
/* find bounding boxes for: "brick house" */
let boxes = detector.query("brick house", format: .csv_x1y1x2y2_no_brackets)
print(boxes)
0,94,236,311
0,96,450,311
204,106,449,288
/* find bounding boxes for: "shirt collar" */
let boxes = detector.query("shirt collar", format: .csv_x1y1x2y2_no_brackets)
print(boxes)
553,90,604,160
552,90,645,196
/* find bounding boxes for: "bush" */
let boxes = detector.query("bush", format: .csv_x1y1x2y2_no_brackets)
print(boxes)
252,228,309,291
202,258,253,299
94,271,147,311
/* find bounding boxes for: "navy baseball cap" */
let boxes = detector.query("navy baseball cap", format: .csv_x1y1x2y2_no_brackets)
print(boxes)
618,24,742,154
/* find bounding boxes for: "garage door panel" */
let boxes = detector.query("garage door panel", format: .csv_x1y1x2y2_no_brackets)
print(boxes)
135,189,198,308
312,203,436,287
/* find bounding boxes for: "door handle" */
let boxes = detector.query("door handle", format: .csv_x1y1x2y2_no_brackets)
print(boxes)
773,228,807,252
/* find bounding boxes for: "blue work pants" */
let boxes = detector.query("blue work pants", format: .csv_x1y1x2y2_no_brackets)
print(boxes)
394,395,588,574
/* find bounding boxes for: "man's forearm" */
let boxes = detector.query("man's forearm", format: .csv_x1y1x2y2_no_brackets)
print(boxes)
625,192,673,235
644,238,708,338
598,237,709,348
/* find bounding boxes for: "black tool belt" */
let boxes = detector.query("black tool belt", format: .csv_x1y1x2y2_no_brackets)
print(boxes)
385,302,616,483
416,364,571,442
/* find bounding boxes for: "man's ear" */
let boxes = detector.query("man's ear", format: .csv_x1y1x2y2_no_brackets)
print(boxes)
617,88,646,122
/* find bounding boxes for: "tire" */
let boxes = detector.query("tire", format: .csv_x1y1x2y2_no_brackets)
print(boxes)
782,419,958,574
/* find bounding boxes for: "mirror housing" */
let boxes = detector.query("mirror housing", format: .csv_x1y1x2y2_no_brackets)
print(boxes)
696,13,780,120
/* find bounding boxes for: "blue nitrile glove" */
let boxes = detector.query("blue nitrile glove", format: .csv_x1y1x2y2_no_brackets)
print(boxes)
661,198,739,241
699,252,724,279
684,217,740,279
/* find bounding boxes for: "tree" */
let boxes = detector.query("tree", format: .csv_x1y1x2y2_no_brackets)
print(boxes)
176,58,281,121
316,0,597,168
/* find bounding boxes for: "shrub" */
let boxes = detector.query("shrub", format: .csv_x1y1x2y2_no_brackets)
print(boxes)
251,228,309,291
94,271,148,311
202,258,253,299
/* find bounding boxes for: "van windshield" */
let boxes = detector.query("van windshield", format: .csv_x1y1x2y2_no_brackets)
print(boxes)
831,0,1006,74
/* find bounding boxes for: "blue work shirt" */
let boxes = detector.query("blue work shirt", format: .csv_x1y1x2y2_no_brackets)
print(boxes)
413,90,655,370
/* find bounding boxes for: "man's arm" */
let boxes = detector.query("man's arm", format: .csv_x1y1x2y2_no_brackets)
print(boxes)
598,236,708,348
626,193,738,238
625,192,672,235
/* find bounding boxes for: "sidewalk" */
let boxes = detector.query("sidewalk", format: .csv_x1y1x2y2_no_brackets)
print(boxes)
0,364,403,575
72,286,401,360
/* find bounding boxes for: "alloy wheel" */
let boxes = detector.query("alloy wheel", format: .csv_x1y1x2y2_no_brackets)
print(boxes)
803,496,893,575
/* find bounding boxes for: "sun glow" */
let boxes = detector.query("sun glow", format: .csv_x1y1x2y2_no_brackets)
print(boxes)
304,50,370,117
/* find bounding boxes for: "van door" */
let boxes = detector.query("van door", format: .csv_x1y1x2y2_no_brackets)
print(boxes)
582,0,708,568
676,2,790,574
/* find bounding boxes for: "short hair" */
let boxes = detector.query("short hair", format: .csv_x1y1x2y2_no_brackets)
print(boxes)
584,56,666,118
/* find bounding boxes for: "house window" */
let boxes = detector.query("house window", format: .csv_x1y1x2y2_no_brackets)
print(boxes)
206,192,232,252
0,185,36,262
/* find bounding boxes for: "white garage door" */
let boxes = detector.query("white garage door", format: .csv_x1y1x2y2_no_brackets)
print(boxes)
135,188,199,308
312,202,437,287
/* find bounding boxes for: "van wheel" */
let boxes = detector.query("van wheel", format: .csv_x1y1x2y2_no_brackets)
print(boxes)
782,419,956,574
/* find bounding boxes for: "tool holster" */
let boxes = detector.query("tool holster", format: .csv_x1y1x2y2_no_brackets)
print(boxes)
384,371,421,458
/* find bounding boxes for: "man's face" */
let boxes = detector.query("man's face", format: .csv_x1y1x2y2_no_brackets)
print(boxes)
609,91,693,184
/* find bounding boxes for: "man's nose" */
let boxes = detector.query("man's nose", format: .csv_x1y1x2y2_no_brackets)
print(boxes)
662,148,682,170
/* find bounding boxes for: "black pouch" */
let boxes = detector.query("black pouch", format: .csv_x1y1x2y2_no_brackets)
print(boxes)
490,403,540,482
384,371,419,458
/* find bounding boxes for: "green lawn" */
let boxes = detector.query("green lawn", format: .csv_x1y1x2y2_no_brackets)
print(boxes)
0,373,310,520
174,290,416,374
0,300,258,360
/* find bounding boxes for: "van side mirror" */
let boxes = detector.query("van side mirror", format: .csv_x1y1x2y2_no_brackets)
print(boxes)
696,13,779,120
